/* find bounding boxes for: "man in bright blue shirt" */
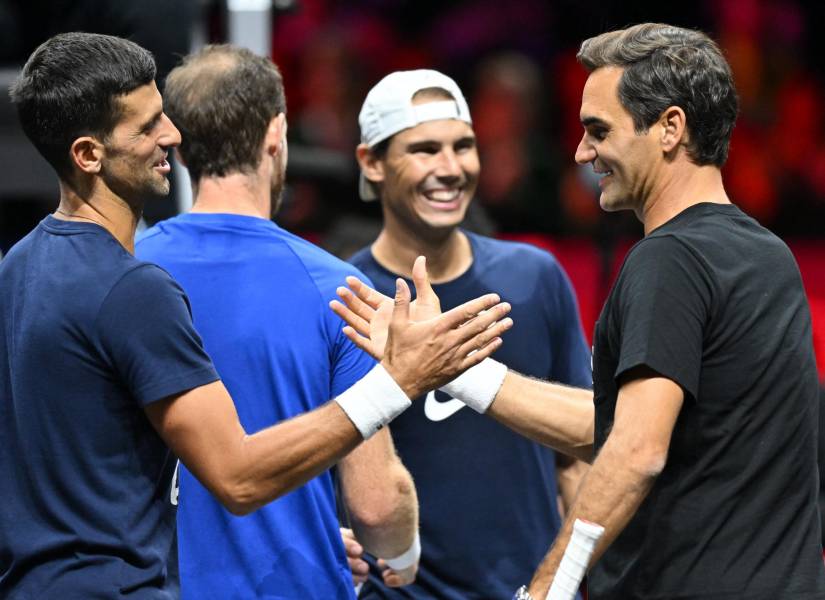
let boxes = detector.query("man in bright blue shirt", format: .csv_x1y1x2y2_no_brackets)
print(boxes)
137,45,444,599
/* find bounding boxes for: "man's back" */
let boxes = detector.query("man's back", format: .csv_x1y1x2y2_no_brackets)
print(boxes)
137,212,376,599
591,203,825,599
0,216,217,598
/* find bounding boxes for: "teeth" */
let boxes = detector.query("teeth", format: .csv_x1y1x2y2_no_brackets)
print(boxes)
425,189,460,201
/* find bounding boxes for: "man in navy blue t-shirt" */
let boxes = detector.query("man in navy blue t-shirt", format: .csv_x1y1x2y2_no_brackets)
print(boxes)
346,69,592,600
0,33,511,598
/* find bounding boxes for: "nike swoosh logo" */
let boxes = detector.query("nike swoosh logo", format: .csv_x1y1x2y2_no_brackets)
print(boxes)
424,390,466,422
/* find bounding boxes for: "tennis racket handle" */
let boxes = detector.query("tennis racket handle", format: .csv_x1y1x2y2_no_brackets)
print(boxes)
545,518,605,600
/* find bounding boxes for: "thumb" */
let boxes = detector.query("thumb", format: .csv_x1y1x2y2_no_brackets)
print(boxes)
411,256,439,310
391,277,411,328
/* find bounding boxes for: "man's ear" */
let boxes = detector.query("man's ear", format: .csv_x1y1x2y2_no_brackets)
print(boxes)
355,143,385,185
69,136,104,174
659,106,687,154
264,113,286,156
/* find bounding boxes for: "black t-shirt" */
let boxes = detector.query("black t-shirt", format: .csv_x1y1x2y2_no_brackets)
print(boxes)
590,203,825,599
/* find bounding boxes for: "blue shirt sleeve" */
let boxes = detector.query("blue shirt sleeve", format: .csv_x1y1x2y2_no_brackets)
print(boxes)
327,274,378,398
94,264,220,405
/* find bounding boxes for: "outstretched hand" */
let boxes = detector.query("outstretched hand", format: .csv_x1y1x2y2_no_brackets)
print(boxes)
330,256,443,360
330,256,512,399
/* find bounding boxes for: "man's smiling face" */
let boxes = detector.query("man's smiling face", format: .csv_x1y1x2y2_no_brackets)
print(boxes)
575,66,661,215
377,111,480,237
100,81,181,204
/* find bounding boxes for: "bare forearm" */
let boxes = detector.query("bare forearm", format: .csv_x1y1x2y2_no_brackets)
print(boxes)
350,472,417,558
198,401,363,515
487,371,595,462
527,434,659,597
556,455,589,514
339,430,419,558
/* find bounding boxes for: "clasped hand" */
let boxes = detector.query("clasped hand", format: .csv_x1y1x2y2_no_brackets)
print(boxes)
330,256,512,399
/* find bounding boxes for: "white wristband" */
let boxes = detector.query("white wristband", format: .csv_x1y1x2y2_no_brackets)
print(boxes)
383,531,421,570
440,358,508,413
335,364,411,439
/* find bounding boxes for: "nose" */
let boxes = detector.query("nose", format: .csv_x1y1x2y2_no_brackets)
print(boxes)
434,148,462,179
159,113,182,148
575,132,595,165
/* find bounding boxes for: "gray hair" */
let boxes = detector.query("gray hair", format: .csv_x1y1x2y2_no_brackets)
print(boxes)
577,23,738,167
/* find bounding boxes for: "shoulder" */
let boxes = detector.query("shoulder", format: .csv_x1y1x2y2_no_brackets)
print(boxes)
278,233,373,296
470,232,562,273
469,234,571,299
623,233,707,276
105,262,184,306
134,216,184,258
347,245,374,271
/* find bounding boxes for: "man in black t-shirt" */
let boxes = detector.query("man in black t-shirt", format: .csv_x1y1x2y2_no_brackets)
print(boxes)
333,23,825,600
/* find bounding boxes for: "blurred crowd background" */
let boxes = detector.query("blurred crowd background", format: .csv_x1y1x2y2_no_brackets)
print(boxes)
0,0,824,374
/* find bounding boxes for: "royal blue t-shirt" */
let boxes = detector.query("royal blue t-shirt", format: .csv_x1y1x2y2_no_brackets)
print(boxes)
350,231,592,600
137,212,376,600
0,216,219,598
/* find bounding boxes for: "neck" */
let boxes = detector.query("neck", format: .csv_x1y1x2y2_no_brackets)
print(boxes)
190,171,271,219
640,163,730,235
371,220,472,283
54,179,142,253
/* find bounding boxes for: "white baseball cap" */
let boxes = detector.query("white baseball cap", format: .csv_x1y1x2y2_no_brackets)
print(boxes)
358,69,472,201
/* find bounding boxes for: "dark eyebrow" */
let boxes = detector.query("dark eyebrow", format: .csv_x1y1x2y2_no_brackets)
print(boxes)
140,110,163,133
581,116,609,128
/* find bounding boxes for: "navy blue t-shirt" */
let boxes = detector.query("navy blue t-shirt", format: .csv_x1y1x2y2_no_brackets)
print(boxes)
350,231,592,600
0,216,219,598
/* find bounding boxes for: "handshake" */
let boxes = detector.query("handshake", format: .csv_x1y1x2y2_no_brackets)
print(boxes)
329,256,512,439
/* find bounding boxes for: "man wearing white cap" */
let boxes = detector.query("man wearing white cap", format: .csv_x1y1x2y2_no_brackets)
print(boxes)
346,69,592,599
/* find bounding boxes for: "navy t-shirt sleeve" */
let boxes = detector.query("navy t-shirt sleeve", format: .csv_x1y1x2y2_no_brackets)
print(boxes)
95,264,220,405
543,260,593,389
614,236,711,399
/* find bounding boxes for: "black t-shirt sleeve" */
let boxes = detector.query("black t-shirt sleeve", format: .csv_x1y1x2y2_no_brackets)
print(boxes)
95,264,220,405
614,235,713,400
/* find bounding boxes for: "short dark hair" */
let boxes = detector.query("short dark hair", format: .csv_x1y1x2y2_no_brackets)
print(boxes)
577,23,739,167
163,45,286,182
10,32,156,180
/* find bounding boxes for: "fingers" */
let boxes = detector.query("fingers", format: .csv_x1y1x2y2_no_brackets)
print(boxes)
377,559,417,588
447,302,511,348
340,528,369,585
333,287,376,323
347,275,391,310
455,317,513,367
439,293,503,331
341,326,380,359
411,256,440,312
330,298,371,338
340,527,360,554
390,278,411,328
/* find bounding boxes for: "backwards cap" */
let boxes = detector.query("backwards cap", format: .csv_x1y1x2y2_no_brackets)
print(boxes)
358,69,472,201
